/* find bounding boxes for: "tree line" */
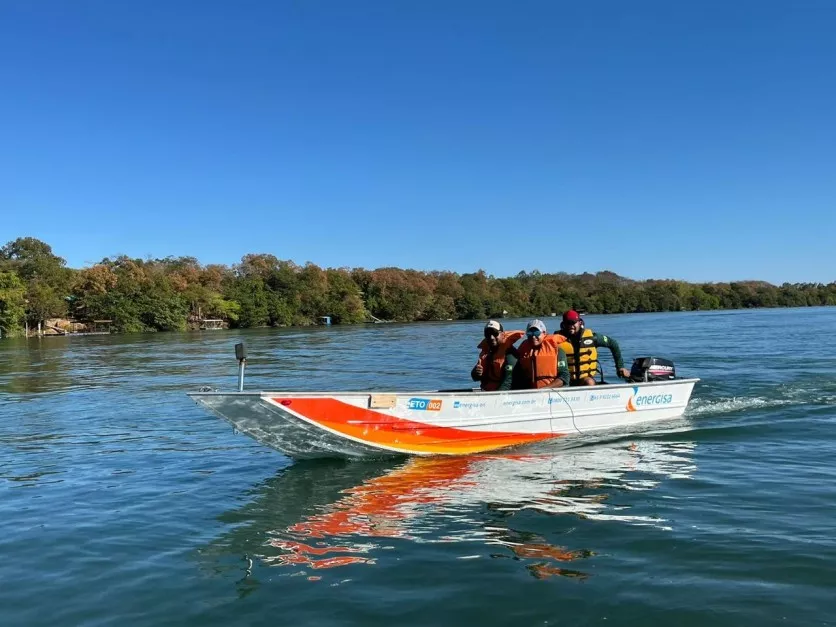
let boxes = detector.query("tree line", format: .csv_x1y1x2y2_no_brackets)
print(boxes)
1,236,834,337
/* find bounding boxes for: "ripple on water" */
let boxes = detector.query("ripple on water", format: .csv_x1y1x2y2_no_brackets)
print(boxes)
2,310,836,625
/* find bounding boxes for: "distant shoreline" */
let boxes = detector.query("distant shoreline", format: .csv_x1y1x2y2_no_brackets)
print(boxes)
12,304,834,340
2,236,835,339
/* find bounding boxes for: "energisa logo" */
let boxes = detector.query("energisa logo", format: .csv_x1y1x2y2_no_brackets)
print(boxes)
453,400,487,410
626,386,673,411
407,398,443,411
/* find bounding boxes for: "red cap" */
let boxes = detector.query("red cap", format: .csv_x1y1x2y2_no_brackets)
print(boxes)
562,310,580,323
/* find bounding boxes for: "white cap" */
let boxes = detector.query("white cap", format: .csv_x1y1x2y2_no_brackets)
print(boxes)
485,320,502,332
526,319,547,334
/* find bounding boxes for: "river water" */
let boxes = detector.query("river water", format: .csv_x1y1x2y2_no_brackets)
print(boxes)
2,308,835,626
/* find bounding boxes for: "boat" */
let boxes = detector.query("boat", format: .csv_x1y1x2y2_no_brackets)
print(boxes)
188,345,698,459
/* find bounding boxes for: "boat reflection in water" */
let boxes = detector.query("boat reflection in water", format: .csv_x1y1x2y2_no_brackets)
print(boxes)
207,438,696,583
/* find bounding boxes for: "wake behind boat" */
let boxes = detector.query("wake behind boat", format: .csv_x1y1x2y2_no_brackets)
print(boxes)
188,344,698,459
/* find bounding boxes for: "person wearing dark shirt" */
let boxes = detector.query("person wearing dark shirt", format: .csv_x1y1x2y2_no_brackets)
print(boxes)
557,310,630,386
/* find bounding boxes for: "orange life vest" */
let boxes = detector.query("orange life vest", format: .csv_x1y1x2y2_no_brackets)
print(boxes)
515,334,566,389
476,330,524,391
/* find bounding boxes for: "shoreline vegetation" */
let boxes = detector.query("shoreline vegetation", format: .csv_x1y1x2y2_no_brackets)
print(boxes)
1,237,834,338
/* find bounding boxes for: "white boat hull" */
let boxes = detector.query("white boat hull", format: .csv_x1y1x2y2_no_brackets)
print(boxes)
188,379,698,459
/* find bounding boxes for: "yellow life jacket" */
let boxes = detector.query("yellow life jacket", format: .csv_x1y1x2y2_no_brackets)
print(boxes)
559,328,598,382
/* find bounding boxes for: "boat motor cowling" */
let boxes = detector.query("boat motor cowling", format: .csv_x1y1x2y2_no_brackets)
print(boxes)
629,357,676,382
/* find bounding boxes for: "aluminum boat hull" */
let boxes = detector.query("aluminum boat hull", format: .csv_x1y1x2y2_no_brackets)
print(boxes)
188,379,698,459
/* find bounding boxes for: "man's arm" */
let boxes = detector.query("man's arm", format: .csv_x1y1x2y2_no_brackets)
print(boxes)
593,333,630,378
552,347,570,387
497,354,517,391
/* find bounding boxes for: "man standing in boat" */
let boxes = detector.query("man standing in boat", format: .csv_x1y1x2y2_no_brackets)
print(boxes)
511,319,570,389
558,310,631,386
471,321,525,391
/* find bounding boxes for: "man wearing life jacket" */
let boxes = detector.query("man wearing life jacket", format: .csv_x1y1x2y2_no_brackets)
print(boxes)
511,319,570,389
558,310,630,386
471,320,525,391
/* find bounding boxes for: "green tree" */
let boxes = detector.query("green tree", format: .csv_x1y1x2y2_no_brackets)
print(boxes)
228,276,269,328
325,269,367,324
0,270,27,337
1,237,73,325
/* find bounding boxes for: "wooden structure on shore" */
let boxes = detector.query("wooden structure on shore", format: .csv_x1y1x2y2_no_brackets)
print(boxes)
68,320,112,335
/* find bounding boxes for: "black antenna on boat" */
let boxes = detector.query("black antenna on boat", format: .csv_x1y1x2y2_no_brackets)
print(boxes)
235,342,247,392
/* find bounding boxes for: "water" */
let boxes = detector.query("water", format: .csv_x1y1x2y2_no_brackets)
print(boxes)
1,308,835,626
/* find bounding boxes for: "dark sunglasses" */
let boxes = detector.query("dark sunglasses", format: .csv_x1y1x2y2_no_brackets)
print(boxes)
526,328,542,338
484,329,499,338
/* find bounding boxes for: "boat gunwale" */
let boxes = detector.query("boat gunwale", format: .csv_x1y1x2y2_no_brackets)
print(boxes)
186,377,700,399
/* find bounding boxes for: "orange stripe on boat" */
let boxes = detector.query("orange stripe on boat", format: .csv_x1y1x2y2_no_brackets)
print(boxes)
271,397,555,454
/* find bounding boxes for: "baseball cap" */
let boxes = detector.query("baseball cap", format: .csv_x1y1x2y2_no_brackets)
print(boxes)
526,319,547,334
484,320,503,333
562,310,581,324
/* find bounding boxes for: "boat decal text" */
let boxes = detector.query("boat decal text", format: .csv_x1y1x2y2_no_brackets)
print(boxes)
407,397,443,411
453,400,487,410
548,395,582,404
626,386,673,411
589,392,621,401
502,398,539,407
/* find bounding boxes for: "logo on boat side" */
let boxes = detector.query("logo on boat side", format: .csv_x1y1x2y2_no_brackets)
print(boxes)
626,386,673,411
453,400,486,409
408,397,443,411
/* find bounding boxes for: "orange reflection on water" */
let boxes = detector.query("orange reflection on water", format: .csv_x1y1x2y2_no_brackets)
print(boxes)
527,563,590,580
285,456,473,541
506,542,589,562
265,455,592,578
267,543,375,570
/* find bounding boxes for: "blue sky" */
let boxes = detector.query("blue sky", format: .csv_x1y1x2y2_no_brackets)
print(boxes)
1,0,834,284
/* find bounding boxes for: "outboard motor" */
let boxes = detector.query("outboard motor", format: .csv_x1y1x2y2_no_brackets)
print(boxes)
629,357,676,382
